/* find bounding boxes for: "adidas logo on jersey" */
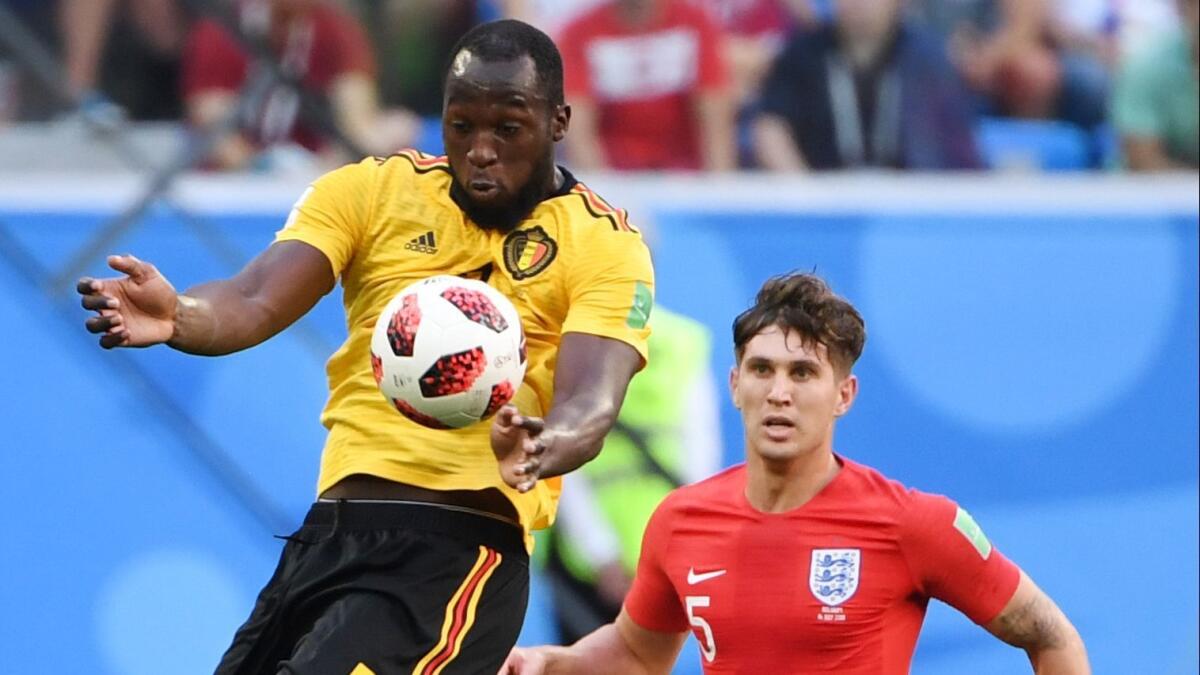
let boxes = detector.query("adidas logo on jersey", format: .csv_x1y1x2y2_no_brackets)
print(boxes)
405,231,438,254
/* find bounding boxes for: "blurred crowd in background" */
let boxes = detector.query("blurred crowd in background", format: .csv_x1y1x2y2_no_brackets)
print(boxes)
0,1,1194,667
0,0,1195,172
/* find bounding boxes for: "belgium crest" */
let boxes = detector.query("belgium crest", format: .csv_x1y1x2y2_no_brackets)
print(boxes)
503,225,557,280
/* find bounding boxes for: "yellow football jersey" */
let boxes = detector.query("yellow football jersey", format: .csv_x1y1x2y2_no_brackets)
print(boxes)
275,150,654,537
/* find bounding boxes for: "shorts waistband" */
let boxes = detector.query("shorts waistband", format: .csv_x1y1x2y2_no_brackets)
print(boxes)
301,500,527,559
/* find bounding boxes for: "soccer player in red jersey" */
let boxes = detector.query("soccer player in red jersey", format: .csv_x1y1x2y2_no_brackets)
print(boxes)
501,272,1090,674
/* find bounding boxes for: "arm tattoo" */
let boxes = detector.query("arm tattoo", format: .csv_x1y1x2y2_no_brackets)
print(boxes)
991,593,1068,650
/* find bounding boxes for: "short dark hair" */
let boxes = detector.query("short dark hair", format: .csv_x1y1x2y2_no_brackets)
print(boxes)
444,19,564,106
733,272,866,375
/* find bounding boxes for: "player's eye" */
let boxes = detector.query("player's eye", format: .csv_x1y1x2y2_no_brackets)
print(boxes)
498,122,522,137
448,120,470,134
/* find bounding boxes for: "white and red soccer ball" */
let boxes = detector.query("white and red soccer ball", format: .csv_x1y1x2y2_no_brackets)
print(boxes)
370,275,526,429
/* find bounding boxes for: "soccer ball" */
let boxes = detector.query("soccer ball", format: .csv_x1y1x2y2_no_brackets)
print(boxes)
369,275,526,429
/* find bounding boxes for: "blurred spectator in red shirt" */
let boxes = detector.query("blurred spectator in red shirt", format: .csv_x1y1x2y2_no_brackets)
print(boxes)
753,0,982,170
182,0,418,170
558,0,736,171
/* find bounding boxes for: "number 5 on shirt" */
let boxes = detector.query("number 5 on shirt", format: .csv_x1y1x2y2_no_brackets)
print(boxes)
685,595,717,662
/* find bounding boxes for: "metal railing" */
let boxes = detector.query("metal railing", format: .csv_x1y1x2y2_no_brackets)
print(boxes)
0,0,372,536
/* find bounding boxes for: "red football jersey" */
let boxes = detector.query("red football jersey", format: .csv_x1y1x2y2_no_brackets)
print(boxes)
624,457,1020,673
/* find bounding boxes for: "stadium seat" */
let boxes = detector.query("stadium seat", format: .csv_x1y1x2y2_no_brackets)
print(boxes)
413,116,446,156
1090,122,1121,169
974,117,1094,171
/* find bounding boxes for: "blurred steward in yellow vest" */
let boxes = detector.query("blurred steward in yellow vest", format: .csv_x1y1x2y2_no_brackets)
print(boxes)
544,306,723,642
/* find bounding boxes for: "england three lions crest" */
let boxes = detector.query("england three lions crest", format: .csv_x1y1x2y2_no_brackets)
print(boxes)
809,549,861,606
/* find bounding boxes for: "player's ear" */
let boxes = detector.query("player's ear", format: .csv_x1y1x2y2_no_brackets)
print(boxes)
833,374,858,417
552,104,570,142
729,365,742,409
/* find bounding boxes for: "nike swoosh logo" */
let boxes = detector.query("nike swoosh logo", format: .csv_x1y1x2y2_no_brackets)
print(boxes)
687,568,727,585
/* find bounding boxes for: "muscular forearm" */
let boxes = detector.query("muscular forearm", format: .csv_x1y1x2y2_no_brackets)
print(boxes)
518,334,641,485
987,573,1090,675
530,645,595,675
168,282,287,355
538,623,665,675
1028,630,1090,674
1022,614,1089,672
167,241,333,355
537,393,619,478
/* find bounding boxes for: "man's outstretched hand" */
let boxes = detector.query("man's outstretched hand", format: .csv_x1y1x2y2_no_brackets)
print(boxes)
497,646,548,674
491,405,554,493
78,254,178,349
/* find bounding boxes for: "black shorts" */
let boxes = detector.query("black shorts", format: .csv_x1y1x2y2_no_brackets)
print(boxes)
215,500,529,675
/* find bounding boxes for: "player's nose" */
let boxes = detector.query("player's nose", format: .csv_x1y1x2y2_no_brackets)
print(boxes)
766,375,792,405
467,133,498,168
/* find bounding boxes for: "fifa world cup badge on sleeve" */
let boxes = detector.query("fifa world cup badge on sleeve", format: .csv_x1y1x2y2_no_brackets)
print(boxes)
626,281,652,329
953,507,993,559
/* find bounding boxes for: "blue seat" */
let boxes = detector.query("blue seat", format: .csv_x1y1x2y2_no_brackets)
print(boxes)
975,117,1094,171
411,116,445,156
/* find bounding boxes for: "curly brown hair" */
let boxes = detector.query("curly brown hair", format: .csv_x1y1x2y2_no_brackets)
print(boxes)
732,272,866,375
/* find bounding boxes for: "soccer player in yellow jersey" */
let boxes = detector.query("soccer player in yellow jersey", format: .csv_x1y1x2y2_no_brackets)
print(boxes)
77,20,653,675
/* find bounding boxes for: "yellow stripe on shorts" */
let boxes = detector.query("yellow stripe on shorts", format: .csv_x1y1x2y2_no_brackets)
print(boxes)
412,545,502,675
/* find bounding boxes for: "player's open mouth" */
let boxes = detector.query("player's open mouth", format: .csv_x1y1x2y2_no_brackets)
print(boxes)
763,415,795,440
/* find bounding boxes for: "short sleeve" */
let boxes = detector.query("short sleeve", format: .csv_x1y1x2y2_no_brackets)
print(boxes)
901,491,1020,626
623,496,689,633
693,6,730,91
274,158,376,279
560,224,654,366
1112,47,1164,138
